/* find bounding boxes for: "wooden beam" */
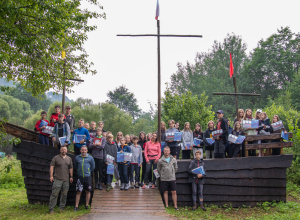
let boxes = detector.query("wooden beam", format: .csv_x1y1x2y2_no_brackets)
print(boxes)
245,133,293,142
213,92,261,96
117,34,203,38
246,142,293,150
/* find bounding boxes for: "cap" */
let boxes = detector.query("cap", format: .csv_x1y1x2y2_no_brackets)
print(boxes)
256,109,262,113
217,110,224,114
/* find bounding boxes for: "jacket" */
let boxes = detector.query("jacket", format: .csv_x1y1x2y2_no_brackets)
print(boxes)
231,130,245,145
166,127,179,148
35,119,50,136
161,130,166,142
65,114,76,131
90,137,106,159
130,145,143,164
73,127,90,148
157,155,178,181
52,122,71,145
104,142,118,163
188,158,206,184
182,130,194,148
257,118,273,134
215,118,228,143
144,141,161,162
193,130,204,148
118,144,131,165
50,113,66,127
203,128,216,151
74,154,95,178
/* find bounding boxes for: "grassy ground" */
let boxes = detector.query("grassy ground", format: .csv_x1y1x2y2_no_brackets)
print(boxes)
0,187,90,220
166,182,300,220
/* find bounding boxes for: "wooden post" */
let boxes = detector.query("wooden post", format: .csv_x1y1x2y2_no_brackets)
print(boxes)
157,19,161,143
62,59,66,114
233,77,239,120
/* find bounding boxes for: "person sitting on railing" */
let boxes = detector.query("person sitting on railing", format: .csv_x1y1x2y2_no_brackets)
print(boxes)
257,112,273,156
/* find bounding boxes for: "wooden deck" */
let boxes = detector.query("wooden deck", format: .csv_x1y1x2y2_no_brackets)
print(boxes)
91,185,166,213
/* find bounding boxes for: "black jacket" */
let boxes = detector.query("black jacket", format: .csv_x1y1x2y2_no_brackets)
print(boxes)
193,130,204,148
203,128,216,151
257,118,273,134
215,118,228,143
188,158,206,184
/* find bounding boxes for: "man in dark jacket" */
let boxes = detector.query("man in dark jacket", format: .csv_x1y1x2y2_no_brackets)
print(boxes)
188,150,206,211
65,105,76,133
74,146,95,211
214,110,228,159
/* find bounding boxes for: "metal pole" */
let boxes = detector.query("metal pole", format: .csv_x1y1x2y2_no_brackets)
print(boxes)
62,59,66,114
233,77,238,120
157,19,161,143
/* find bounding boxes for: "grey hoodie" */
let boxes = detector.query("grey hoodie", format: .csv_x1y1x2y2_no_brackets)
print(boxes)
130,145,143,164
157,155,178,181
182,130,194,147
104,142,118,163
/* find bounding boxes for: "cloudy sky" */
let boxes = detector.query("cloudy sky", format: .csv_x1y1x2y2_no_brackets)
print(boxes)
67,0,300,112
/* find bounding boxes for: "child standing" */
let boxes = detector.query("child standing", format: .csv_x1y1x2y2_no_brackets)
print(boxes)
35,111,50,145
214,110,228,159
50,105,65,127
73,119,90,155
91,128,106,190
52,113,70,150
182,122,194,159
166,120,180,158
188,150,206,211
130,136,143,188
229,122,245,158
118,137,131,190
104,134,117,191
243,109,257,156
193,123,204,159
203,121,216,159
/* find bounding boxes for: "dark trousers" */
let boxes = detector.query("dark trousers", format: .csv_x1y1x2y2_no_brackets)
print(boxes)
118,163,129,184
102,163,107,184
107,174,113,184
144,159,157,185
229,144,241,158
130,164,139,183
39,134,49,145
182,150,191,159
176,145,181,159
141,153,152,183
192,181,203,204
94,158,104,184
214,140,225,158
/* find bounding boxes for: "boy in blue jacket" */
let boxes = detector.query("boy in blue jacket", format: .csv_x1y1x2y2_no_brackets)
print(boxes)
118,137,131,190
74,145,95,211
73,119,90,155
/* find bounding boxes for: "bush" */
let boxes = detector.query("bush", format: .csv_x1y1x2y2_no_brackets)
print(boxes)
0,157,24,189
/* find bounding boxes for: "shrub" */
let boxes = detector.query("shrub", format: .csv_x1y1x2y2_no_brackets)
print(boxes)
0,157,24,189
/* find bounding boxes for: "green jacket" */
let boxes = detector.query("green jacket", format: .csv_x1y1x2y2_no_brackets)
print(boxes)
157,155,178,181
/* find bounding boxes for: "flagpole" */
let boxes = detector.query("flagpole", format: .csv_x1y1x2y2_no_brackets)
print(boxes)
157,19,161,143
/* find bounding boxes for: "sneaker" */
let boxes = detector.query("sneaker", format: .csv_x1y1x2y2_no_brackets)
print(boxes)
130,182,134,188
200,203,206,211
135,182,139,188
94,183,98,189
49,209,54,214
99,184,103,190
74,207,79,212
85,205,90,210
106,184,111,192
120,183,125,190
192,203,197,211
142,184,146,189
151,184,156,189
125,183,130,190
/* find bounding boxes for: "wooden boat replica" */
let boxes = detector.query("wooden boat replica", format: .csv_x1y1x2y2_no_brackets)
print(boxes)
4,121,294,207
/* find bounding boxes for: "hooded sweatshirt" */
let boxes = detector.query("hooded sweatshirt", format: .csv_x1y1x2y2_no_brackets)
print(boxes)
73,127,90,148
157,155,178,181
130,145,143,164
104,142,118,163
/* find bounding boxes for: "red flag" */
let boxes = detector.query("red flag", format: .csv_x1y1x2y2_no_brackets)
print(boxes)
155,0,159,20
229,53,234,78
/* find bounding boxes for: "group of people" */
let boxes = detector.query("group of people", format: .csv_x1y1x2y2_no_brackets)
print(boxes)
36,105,284,213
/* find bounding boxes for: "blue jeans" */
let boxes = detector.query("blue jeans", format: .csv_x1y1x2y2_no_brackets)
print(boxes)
39,134,49,145
118,163,129,184
130,164,139,183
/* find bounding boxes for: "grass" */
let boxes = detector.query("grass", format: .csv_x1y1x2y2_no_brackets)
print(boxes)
0,187,90,220
165,182,300,219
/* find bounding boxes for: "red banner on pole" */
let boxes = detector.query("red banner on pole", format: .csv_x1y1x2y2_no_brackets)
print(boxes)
230,53,234,78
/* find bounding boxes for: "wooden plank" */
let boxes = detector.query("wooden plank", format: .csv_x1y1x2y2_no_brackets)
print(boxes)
175,178,286,187
176,168,287,179
246,142,293,150
176,155,293,172
24,177,52,186
245,133,292,142
174,184,286,196
21,161,49,173
17,154,51,167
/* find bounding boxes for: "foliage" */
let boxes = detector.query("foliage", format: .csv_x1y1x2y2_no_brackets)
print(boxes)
23,109,44,130
72,105,102,124
288,72,300,111
162,89,215,130
5,84,52,112
0,187,90,220
0,0,105,96
132,118,153,136
107,85,141,119
0,157,24,189
0,98,10,119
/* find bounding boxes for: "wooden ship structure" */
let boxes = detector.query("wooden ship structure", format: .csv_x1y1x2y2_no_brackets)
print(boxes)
3,121,294,207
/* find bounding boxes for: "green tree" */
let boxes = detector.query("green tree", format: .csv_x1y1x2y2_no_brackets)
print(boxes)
0,99,10,119
132,118,153,136
0,0,105,96
72,105,102,125
162,89,215,130
5,84,52,112
107,85,141,119
288,72,300,111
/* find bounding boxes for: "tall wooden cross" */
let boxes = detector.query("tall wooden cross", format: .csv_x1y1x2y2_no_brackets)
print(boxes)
213,76,261,119
117,20,203,141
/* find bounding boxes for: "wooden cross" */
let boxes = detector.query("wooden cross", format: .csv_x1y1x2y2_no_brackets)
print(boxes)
213,76,261,119
117,20,203,142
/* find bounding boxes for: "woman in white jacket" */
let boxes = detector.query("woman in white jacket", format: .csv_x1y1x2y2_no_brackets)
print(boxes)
182,122,194,159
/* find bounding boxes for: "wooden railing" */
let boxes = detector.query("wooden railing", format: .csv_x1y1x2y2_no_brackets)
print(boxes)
245,133,293,157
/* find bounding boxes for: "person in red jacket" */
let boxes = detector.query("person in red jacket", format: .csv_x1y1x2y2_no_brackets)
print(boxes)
35,111,50,145
50,105,66,127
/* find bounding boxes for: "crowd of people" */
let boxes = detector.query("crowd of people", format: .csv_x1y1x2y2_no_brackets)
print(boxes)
35,105,285,214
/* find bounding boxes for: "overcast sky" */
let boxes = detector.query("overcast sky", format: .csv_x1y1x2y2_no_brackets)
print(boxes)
67,0,300,112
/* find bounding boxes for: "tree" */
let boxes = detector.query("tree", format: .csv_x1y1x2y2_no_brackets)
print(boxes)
23,109,44,130
288,72,300,111
0,0,105,96
107,85,141,119
244,27,300,107
5,84,52,112
0,99,10,119
132,118,153,136
169,34,252,118
162,89,215,130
